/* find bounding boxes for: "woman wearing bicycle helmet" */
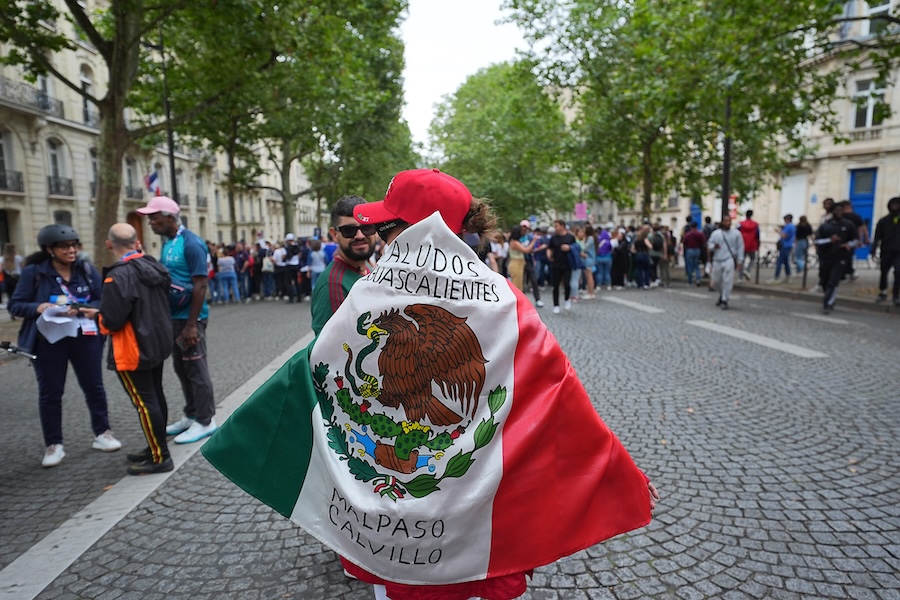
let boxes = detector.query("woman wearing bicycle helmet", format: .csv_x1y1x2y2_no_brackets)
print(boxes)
8,224,121,467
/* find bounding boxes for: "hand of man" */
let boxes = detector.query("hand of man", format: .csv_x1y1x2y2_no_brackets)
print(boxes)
179,321,200,347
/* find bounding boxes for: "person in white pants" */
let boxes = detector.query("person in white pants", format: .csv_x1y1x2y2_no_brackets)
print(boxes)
707,215,744,310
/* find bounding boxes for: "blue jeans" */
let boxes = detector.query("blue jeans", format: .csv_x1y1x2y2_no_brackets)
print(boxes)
775,247,792,279
635,253,652,287
218,271,240,302
238,271,251,299
684,248,701,284
794,239,808,273
595,255,612,286
262,271,275,297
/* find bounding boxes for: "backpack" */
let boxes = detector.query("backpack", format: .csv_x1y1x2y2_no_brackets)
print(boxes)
287,244,300,258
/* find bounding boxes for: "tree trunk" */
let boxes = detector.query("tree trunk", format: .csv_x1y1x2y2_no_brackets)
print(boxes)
280,139,295,234
641,138,653,220
227,145,238,243
92,100,129,268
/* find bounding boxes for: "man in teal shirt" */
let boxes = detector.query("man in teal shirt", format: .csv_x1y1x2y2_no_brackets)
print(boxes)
138,196,217,444
311,196,376,336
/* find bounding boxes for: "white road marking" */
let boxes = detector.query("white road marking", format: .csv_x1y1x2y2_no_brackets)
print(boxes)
666,290,710,300
790,312,852,326
0,333,315,600
686,320,828,358
601,296,666,313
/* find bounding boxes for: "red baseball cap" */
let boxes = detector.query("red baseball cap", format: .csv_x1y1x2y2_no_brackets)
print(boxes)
354,169,471,233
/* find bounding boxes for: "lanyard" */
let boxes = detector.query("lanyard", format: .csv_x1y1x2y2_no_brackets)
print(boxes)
55,275,89,303
164,226,186,265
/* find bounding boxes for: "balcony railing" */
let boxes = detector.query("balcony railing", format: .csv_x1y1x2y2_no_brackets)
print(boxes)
849,128,882,142
83,110,100,128
177,193,189,205
0,170,24,192
48,176,73,196
0,76,64,118
196,195,208,208
125,185,143,199
90,181,96,197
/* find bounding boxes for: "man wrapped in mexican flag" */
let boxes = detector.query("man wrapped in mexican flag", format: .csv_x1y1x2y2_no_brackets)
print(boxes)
203,169,659,600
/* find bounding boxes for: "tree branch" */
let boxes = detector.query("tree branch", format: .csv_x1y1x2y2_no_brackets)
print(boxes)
62,0,111,59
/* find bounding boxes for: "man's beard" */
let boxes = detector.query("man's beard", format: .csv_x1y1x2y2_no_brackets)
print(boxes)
342,239,375,262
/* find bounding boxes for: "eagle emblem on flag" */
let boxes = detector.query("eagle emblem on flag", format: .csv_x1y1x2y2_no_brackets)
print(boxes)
313,306,505,501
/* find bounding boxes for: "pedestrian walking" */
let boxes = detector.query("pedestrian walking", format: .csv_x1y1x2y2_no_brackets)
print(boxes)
8,224,121,467
770,214,796,283
681,221,706,286
137,196,218,444
98,223,174,475
871,196,900,306
547,219,575,313
794,215,813,275
310,195,377,336
814,202,858,314
707,215,744,310
737,210,760,280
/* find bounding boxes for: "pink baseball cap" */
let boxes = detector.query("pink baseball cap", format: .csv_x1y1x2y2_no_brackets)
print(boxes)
354,169,471,233
137,195,180,215
520,220,531,228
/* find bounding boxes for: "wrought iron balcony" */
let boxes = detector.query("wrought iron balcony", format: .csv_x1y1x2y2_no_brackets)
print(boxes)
196,195,208,208
90,181,96,197
83,110,100,128
0,76,64,118
0,170,24,192
125,185,143,199
47,176,73,196
177,193,189,205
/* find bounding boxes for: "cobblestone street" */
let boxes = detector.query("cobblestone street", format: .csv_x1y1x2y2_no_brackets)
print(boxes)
1,280,898,599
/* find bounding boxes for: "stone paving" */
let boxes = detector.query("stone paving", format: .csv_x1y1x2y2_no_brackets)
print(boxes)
1,280,898,599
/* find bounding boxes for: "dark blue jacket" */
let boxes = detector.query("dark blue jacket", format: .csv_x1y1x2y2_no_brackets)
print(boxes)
8,258,103,353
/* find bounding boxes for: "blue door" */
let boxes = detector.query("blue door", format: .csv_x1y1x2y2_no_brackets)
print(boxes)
849,168,876,259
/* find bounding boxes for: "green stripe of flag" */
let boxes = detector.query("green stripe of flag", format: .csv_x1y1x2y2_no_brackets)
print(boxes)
202,345,318,517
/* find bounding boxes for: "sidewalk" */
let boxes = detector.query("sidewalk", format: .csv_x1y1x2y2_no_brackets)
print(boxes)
673,259,898,315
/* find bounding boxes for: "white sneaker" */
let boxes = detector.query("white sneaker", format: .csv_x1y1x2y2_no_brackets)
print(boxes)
92,430,122,452
174,419,218,444
564,300,572,311
42,444,65,467
606,286,612,291
165,416,195,436
552,306,561,314
535,300,544,308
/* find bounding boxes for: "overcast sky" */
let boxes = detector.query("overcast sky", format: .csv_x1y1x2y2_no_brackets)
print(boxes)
399,0,528,148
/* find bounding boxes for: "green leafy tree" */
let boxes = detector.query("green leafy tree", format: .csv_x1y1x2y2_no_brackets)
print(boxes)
0,0,294,264
429,60,573,226
504,0,898,218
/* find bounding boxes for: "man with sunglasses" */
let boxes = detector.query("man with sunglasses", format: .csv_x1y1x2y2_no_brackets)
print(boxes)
310,196,376,336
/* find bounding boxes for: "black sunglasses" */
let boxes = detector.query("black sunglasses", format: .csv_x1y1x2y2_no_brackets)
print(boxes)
337,224,377,238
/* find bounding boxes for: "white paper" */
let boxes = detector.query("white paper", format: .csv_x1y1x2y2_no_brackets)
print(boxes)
36,306,80,344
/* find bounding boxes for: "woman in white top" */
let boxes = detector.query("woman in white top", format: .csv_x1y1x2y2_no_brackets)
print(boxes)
307,239,327,291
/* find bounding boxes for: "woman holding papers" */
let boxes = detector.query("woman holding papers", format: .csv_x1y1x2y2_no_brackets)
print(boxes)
8,224,120,467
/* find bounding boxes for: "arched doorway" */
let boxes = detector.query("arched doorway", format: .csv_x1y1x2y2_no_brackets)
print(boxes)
127,211,144,249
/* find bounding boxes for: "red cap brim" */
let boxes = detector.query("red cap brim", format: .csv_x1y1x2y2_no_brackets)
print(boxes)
354,201,399,225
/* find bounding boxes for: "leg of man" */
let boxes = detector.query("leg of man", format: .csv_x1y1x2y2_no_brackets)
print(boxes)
117,367,170,463
888,251,900,301
550,266,562,307
525,261,542,304
171,319,215,425
719,261,735,303
561,265,573,301
879,250,893,296
68,334,111,437
823,257,844,310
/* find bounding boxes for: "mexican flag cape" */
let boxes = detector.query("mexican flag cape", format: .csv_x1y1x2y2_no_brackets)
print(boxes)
202,213,651,588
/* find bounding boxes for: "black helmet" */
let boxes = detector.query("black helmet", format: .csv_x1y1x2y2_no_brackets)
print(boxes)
37,224,79,250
